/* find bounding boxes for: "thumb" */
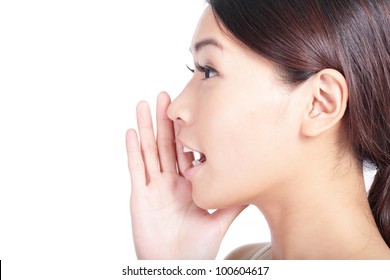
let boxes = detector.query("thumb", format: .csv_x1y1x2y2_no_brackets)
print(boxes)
210,205,248,236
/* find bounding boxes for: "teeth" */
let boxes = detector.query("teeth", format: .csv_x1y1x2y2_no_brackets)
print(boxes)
183,146,201,160
183,146,206,166
193,151,201,160
191,157,206,167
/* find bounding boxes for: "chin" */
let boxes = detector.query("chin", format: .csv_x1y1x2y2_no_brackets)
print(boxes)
192,192,213,210
192,187,218,210
191,184,234,210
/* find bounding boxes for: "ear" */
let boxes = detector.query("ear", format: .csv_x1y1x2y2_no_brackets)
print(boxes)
301,69,348,137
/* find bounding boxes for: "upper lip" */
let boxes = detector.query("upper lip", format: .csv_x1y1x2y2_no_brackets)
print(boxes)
177,138,205,155
183,146,197,153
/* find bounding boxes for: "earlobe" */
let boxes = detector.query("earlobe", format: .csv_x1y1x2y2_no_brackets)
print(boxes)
301,69,348,137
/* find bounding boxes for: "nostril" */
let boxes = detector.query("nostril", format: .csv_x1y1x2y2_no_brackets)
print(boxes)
167,94,191,125
167,100,185,124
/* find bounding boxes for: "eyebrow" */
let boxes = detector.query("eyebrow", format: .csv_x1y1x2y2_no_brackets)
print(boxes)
190,38,223,53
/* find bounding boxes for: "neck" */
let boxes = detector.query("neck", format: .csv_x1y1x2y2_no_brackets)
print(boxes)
254,158,389,259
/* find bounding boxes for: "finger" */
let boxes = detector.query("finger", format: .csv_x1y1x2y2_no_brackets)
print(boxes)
125,129,146,188
156,92,177,173
137,101,160,181
174,122,195,176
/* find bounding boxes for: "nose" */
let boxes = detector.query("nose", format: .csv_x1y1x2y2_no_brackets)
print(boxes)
167,84,194,126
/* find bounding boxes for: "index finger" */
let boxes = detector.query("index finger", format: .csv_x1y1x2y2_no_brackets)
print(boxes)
156,92,177,173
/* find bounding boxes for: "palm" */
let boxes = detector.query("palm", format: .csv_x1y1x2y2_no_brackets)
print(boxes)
126,92,245,259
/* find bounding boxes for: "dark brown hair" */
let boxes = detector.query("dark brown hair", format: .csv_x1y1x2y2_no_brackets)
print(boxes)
207,0,390,246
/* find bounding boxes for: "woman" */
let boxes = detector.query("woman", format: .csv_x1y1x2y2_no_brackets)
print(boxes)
125,0,390,259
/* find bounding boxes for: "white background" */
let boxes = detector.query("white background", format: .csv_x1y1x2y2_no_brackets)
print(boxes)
0,1,270,279
0,1,377,279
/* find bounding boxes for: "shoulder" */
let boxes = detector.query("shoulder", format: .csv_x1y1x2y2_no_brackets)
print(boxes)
224,242,272,260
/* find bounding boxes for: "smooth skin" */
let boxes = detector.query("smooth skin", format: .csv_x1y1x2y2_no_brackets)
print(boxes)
126,7,390,259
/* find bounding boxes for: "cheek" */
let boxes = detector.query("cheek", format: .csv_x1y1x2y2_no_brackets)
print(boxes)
206,95,284,167
193,98,289,208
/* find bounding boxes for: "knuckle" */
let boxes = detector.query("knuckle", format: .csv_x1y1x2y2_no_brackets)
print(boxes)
128,160,143,172
157,137,174,148
142,143,157,154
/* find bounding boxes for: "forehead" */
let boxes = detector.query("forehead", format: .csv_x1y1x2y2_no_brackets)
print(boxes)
190,6,277,73
190,7,231,52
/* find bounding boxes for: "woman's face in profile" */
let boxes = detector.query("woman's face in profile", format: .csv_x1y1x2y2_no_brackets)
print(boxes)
168,7,308,209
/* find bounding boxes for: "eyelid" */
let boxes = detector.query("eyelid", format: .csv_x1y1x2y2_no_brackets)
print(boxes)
194,63,210,73
195,63,218,76
186,63,218,79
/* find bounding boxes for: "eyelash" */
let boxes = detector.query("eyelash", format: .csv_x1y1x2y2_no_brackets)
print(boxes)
186,64,217,80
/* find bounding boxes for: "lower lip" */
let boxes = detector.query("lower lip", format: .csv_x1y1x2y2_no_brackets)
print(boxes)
184,162,206,181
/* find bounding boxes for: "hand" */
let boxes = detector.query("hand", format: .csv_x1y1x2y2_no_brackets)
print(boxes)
125,92,246,259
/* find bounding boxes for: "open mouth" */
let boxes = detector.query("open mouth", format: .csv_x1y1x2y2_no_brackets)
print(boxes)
183,146,207,167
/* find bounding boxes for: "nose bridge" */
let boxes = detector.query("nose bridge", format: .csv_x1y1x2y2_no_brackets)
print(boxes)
167,81,195,125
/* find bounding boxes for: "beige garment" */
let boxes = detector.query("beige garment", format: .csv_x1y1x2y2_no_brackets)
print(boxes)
224,242,272,260
250,243,272,260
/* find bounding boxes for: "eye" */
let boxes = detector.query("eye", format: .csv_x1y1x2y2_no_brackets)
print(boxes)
186,64,218,80
196,63,217,80
202,66,217,79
